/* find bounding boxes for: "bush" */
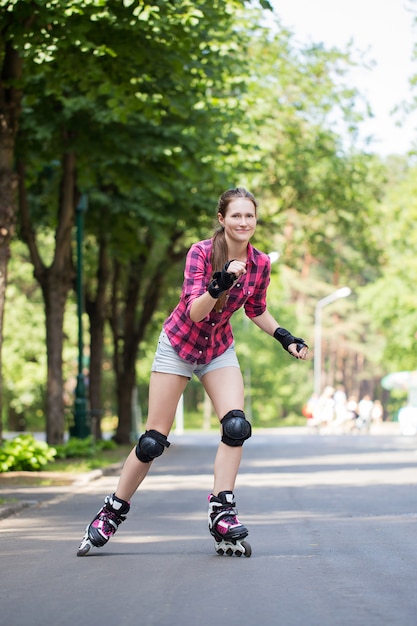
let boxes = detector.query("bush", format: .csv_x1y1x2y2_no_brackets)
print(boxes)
0,434,57,472
54,436,117,459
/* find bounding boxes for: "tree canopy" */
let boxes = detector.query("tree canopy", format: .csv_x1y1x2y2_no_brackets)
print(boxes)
1,0,416,442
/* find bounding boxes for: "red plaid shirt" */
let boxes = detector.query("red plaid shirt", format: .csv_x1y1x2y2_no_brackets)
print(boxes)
164,239,271,364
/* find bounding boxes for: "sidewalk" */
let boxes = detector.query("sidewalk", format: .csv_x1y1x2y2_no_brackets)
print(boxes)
0,465,121,520
0,422,403,520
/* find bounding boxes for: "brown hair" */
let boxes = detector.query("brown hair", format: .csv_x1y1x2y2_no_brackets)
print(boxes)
211,187,258,311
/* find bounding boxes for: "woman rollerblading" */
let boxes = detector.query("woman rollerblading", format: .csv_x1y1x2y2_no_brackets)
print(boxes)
76,188,308,557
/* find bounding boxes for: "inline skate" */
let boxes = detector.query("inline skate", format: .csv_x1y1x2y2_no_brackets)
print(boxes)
77,493,130,556
208,490,251,557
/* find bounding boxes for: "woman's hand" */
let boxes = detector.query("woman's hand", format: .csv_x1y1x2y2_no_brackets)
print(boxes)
226,259,246,279
288,342,309,360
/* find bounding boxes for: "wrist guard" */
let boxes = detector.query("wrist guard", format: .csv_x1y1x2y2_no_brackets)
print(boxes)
274,327,308,355
208,262,236,299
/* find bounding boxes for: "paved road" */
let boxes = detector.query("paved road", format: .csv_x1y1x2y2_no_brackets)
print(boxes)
1,429,417,626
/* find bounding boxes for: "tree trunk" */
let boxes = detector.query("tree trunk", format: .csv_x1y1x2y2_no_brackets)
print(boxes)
85,236,110,440
107,230,185,444
109,248,177,443
41,271,68,444
111,260,141,444
0,242,10,441
0,41,23,440
18,152,76,444
114,366,137,444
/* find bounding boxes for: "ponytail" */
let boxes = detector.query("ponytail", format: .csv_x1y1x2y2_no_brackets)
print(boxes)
211,227,229,311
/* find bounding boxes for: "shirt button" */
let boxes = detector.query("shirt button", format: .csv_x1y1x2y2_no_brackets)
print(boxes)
199,350,202,354
211,322,215,326
205,336,208,340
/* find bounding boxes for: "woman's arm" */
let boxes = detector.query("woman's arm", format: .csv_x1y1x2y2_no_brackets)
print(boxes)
189,259,247,322
189,291,218,322
250,310,309,360
249,310,278,336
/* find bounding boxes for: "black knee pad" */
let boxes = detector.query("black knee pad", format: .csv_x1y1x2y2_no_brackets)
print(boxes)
135,429,170,463
221,410,252,447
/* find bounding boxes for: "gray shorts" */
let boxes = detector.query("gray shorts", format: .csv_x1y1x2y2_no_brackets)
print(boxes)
151,330,240,380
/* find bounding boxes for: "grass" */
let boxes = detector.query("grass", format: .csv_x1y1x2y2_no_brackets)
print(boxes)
0,443,132,489
44,443,132,473
0,496,18,504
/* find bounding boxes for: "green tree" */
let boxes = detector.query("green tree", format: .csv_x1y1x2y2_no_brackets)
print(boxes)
12,0,269,443
0,0,119,441
3,241,47,431
3,1,400,443
359,160,417,373
235,18,389,403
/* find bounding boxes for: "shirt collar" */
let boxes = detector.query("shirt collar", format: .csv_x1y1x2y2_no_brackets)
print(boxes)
247,242,256,265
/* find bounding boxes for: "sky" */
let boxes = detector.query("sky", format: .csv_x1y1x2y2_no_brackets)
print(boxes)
271,0,417,156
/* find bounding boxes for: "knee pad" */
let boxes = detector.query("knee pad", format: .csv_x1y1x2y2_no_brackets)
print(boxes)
221,410,252,447
135,429,170,463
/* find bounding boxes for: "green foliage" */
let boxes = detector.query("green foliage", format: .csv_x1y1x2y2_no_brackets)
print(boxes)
358,159,417,373
4,284,46,421
3,240,79,430
54,436,117,459
242,24,386,283
0,435,57,472
2,0,415,439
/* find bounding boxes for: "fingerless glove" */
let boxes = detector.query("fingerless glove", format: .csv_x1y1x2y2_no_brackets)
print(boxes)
274,327,308,355
208,262,236,299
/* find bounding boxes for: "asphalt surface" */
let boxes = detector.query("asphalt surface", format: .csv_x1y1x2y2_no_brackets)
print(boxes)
1,427,417,626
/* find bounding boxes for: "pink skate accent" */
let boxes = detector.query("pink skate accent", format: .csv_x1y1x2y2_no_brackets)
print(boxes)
91,512,118,538
216,514,241,535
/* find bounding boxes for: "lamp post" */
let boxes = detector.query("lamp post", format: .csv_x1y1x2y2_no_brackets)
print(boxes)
313,287,351,397
71,194,90,439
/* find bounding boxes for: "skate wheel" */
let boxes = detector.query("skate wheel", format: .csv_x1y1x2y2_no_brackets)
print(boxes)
77,539,92,557
216,547,224,556
241,540,252,557
226,548,234,556
235,550,242,557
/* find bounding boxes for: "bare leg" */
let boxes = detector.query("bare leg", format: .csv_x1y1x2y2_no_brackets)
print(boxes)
201,367,245,495
115,372,188,501
211,443,242,494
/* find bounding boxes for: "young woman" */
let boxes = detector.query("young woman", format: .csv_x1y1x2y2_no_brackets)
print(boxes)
77,187,308,557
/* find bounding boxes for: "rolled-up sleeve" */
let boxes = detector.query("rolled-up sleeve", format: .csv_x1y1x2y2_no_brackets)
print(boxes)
183,242,211,315
244,255,271,318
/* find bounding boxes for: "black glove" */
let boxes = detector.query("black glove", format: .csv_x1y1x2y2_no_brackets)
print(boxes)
208,262,236,299
274,327,308,357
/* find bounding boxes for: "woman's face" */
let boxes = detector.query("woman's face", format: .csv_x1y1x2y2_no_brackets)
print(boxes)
218,198,257,244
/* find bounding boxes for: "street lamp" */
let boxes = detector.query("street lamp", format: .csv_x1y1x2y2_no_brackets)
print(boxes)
268,251,280,264
71,194,90,439
313,287,351,397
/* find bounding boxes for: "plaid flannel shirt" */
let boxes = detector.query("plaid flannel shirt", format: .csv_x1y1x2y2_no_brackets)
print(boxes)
164,238,271,364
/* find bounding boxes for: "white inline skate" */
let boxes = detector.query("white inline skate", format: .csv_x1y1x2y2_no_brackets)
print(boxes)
208,491,252,557
77,493,130,556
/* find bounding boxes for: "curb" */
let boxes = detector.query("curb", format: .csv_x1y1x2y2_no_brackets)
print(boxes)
0,500,35,519
0,463,123,521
